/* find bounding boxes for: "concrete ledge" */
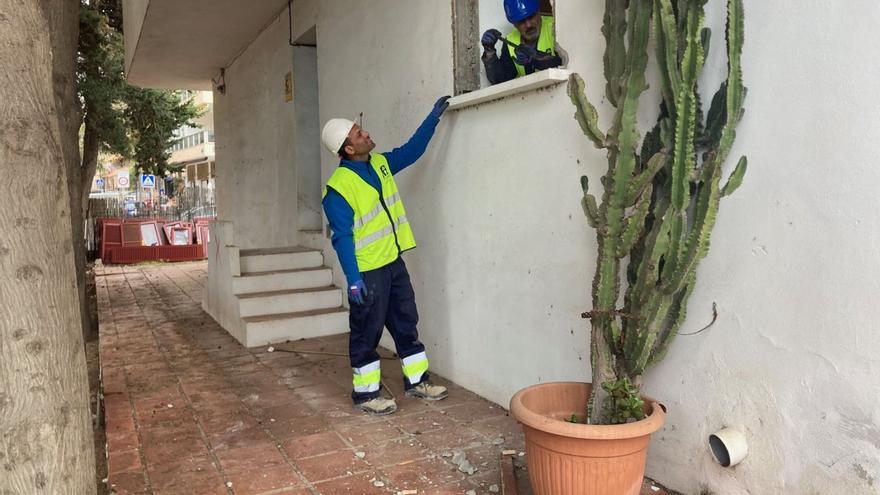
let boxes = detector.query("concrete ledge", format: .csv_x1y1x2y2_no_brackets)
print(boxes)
448,68,572,111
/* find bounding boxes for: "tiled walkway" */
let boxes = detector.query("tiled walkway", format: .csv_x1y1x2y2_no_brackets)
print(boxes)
97,262,669,495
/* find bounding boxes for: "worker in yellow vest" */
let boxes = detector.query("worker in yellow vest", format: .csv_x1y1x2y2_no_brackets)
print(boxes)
481,0,564,85
320,96,451,415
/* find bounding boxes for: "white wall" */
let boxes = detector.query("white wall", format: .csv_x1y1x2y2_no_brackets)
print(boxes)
558,1,880,494
293,46,323,231
214,0,880,493
213,12,298,250
294,0,593,428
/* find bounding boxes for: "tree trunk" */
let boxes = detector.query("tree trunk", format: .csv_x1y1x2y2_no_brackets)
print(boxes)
78,109,102,340
80,113,101,221
55,0,94,345
0,1,97,493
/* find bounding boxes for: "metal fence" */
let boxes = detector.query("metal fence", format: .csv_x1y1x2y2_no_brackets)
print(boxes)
86,185,216,253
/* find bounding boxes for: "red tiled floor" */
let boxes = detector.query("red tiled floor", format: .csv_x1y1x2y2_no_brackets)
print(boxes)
97,262,675,495
264,413,331,440
359,437,430,468
312,471,391,495
333,420,406,447
281,430,347,459
380,457,466,491
225,465,303,494
416,425,487,452
108,448,142,474
214,443,288,473
390,409,458,435
293,449,367,483
106,431,140,452
107,470,148,494
147,455,224,494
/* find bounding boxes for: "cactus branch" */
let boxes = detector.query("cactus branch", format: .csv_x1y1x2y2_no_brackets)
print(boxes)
568,74,606,149
575,0,748,424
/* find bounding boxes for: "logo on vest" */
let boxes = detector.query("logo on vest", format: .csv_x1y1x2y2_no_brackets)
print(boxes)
380,165,389,177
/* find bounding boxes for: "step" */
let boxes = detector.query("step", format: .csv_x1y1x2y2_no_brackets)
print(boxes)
239,246,323,273
242,307,349,347
237,286,343,318
299,229,325,251
232,267,332,295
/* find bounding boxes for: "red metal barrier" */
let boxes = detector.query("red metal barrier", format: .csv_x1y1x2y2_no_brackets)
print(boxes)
97,216,214,263
105,245,206,264
100,220,123,261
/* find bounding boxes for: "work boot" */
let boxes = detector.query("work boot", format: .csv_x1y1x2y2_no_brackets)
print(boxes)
355,397,397,416
405,382,449,401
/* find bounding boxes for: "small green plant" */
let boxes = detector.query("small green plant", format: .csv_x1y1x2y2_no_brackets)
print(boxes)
602,378,646,424
564,413,585,424
570,0,747,424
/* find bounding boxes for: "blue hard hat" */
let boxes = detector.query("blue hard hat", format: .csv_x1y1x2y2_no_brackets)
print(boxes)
504,0,540,24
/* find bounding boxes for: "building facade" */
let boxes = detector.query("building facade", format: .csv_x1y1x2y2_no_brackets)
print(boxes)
123,1,880,493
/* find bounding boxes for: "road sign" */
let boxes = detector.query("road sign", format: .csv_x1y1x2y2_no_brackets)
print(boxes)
141,174,156,188
96,178,105,187
117,171,130,189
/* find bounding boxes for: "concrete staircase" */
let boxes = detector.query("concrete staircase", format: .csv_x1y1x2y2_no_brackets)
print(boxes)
233,246,347,346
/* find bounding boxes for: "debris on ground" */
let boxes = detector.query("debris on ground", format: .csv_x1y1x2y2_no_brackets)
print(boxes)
450,449,477,475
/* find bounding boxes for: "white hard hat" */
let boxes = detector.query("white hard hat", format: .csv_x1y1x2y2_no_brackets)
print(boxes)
321,118,355,155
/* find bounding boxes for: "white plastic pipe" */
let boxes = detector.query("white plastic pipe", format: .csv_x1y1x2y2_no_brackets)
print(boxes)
709,428,748,467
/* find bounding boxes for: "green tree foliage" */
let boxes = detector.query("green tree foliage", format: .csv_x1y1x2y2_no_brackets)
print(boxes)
77,2,128,159
77,0,202,189
124,87,202,177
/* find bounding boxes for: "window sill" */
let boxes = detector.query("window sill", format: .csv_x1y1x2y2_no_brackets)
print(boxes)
448,69,572,111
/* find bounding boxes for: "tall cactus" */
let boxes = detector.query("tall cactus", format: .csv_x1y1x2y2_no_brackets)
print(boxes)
569,0,747,424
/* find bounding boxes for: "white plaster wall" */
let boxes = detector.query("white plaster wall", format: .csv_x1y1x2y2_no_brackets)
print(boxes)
397,89,595,401
290,0,596,409
212,0,880,493
213,12,298,250
203,221,245,343
293,46,323,231
122,0,149,76
556,1,880,494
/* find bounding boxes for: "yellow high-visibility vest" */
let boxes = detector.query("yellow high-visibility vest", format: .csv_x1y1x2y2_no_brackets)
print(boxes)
323,154,416,272
507,15,556,77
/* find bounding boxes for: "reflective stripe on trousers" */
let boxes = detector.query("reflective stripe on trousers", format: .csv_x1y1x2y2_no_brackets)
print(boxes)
401,351,428,384
352,360,381,393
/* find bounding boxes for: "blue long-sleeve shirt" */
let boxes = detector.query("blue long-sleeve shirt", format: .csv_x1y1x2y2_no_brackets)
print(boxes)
322,111,441,285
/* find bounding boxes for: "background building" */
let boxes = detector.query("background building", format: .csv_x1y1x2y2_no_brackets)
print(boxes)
169,90,216,191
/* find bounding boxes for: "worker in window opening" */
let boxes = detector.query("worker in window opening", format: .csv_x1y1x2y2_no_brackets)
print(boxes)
320,96,452,416
481,0,565,85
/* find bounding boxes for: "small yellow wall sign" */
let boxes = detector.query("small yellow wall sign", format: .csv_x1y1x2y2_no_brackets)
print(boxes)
284,72,293,102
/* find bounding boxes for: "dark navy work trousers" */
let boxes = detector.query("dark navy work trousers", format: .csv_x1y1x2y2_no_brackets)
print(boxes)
349,257,429,404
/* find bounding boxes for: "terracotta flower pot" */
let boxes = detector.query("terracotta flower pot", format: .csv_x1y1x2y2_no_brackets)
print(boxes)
509,382,666,495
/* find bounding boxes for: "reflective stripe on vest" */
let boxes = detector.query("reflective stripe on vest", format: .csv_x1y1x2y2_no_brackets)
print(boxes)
401,351,429,384
352,360,381,393
507,15,556,77
324,154,417,272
